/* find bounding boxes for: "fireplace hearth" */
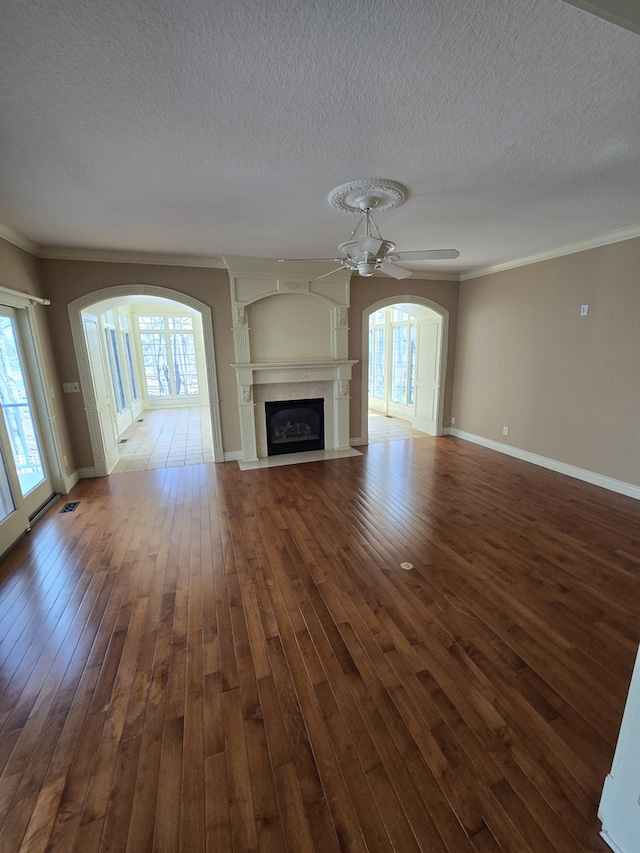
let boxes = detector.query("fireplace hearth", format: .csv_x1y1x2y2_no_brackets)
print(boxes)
265,398,325,456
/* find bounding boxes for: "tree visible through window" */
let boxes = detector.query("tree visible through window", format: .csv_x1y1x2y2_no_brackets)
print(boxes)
137,316,199,398
368,306,417,410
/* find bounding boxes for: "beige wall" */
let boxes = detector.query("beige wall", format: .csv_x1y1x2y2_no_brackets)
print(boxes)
348,275,460,438
38,260,461,470
38,259,240,469
5,233,638,490
0,239,42,297
452,237,640,486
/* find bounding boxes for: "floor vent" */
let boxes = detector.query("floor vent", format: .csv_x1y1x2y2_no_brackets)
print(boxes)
59,501,80,514
119,438,128,443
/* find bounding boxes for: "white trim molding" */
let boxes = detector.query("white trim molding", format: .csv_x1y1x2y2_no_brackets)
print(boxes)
62,469,81,492
68,283,225,469
361,295,450,444
231,360,357,463
560,1,640,37
39,246,228,268
78,466,98,479
226,255,355,464
0,221,40,255
451,429,640,500
461,224,640,281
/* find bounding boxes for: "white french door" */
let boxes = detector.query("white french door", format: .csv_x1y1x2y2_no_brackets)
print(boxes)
0,307,55,555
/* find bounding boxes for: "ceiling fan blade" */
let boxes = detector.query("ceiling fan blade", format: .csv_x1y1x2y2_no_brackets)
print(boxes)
383,263,413,280
278,257,339,262
357,235,384,256
394,249,460,261
315,265,347,280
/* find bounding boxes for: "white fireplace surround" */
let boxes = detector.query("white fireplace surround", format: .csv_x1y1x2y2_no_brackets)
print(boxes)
231,362,357,463
225,256,359,466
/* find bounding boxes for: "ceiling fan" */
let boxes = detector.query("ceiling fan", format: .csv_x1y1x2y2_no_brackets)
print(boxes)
278,179,459,279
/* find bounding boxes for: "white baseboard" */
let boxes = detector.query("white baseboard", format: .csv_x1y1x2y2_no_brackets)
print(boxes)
450,429,640,500
350,437,366,447
62,470,80,493
223,450,243,462
78,466,98,479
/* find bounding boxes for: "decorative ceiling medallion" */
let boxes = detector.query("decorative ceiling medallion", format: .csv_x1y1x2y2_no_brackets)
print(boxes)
328,179,407,214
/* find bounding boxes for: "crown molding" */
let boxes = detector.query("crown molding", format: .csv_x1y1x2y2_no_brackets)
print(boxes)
0,221,40,255
2,219,640,280
38,245,227,268
0,221,228,267
559,1,640,37
461,223,640,281
386,270,460,282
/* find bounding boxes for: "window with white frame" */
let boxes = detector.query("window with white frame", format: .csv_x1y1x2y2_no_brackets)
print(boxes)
137,315,200,398
102,311,127,414
368,306,417,413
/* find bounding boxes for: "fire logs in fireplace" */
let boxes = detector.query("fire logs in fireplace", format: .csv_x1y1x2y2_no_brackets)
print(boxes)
265,398,325,456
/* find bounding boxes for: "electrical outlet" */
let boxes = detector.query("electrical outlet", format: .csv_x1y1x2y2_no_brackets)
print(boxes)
503,426,509,436
580,304,589,316
63,382,80,393
451,416,455,425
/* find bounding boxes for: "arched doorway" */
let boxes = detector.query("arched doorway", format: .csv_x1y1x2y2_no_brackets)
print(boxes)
68,285,224,475
361,297,449,444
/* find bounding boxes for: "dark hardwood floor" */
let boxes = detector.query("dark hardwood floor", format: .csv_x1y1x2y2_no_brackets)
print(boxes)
1,436,639,851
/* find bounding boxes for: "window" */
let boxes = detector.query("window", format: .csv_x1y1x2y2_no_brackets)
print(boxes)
368,306,417,413
137,315,200,398
104,327,126,413
369,325,386,400
123,333,138,402
0,314,46,496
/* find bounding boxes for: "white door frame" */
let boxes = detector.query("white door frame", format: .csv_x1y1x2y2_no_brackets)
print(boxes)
69,284,224,474
81,311,121,476
0,291,67,554
361,296,449,443
0,290,66,494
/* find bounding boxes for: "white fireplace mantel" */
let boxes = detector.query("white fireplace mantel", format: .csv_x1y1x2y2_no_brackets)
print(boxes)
225,256,358,466
232,359,357,463
232,360,357,386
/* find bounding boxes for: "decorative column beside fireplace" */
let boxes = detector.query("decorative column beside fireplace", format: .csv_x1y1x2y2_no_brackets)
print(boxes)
225,256,356,463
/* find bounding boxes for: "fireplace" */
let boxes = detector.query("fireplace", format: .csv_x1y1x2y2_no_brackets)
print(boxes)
265,398,325,456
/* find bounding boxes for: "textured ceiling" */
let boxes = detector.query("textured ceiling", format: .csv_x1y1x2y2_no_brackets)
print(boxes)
1,0,639,276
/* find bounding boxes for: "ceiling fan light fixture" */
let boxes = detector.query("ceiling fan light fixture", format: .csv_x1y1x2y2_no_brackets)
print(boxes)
357,261,376,277
281,180,460,280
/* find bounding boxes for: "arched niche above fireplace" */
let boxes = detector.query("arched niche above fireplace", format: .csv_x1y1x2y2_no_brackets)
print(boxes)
248,293,333,362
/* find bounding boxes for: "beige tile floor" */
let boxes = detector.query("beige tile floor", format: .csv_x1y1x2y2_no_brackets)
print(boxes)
112,407,426,472
112,406,213,472
367,411,429,443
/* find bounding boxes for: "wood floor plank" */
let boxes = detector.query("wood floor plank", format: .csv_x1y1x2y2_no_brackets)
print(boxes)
0,438,637,850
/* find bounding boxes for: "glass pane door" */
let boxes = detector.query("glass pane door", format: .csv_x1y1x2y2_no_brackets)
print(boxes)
0,314,46,495
0,307,55,555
